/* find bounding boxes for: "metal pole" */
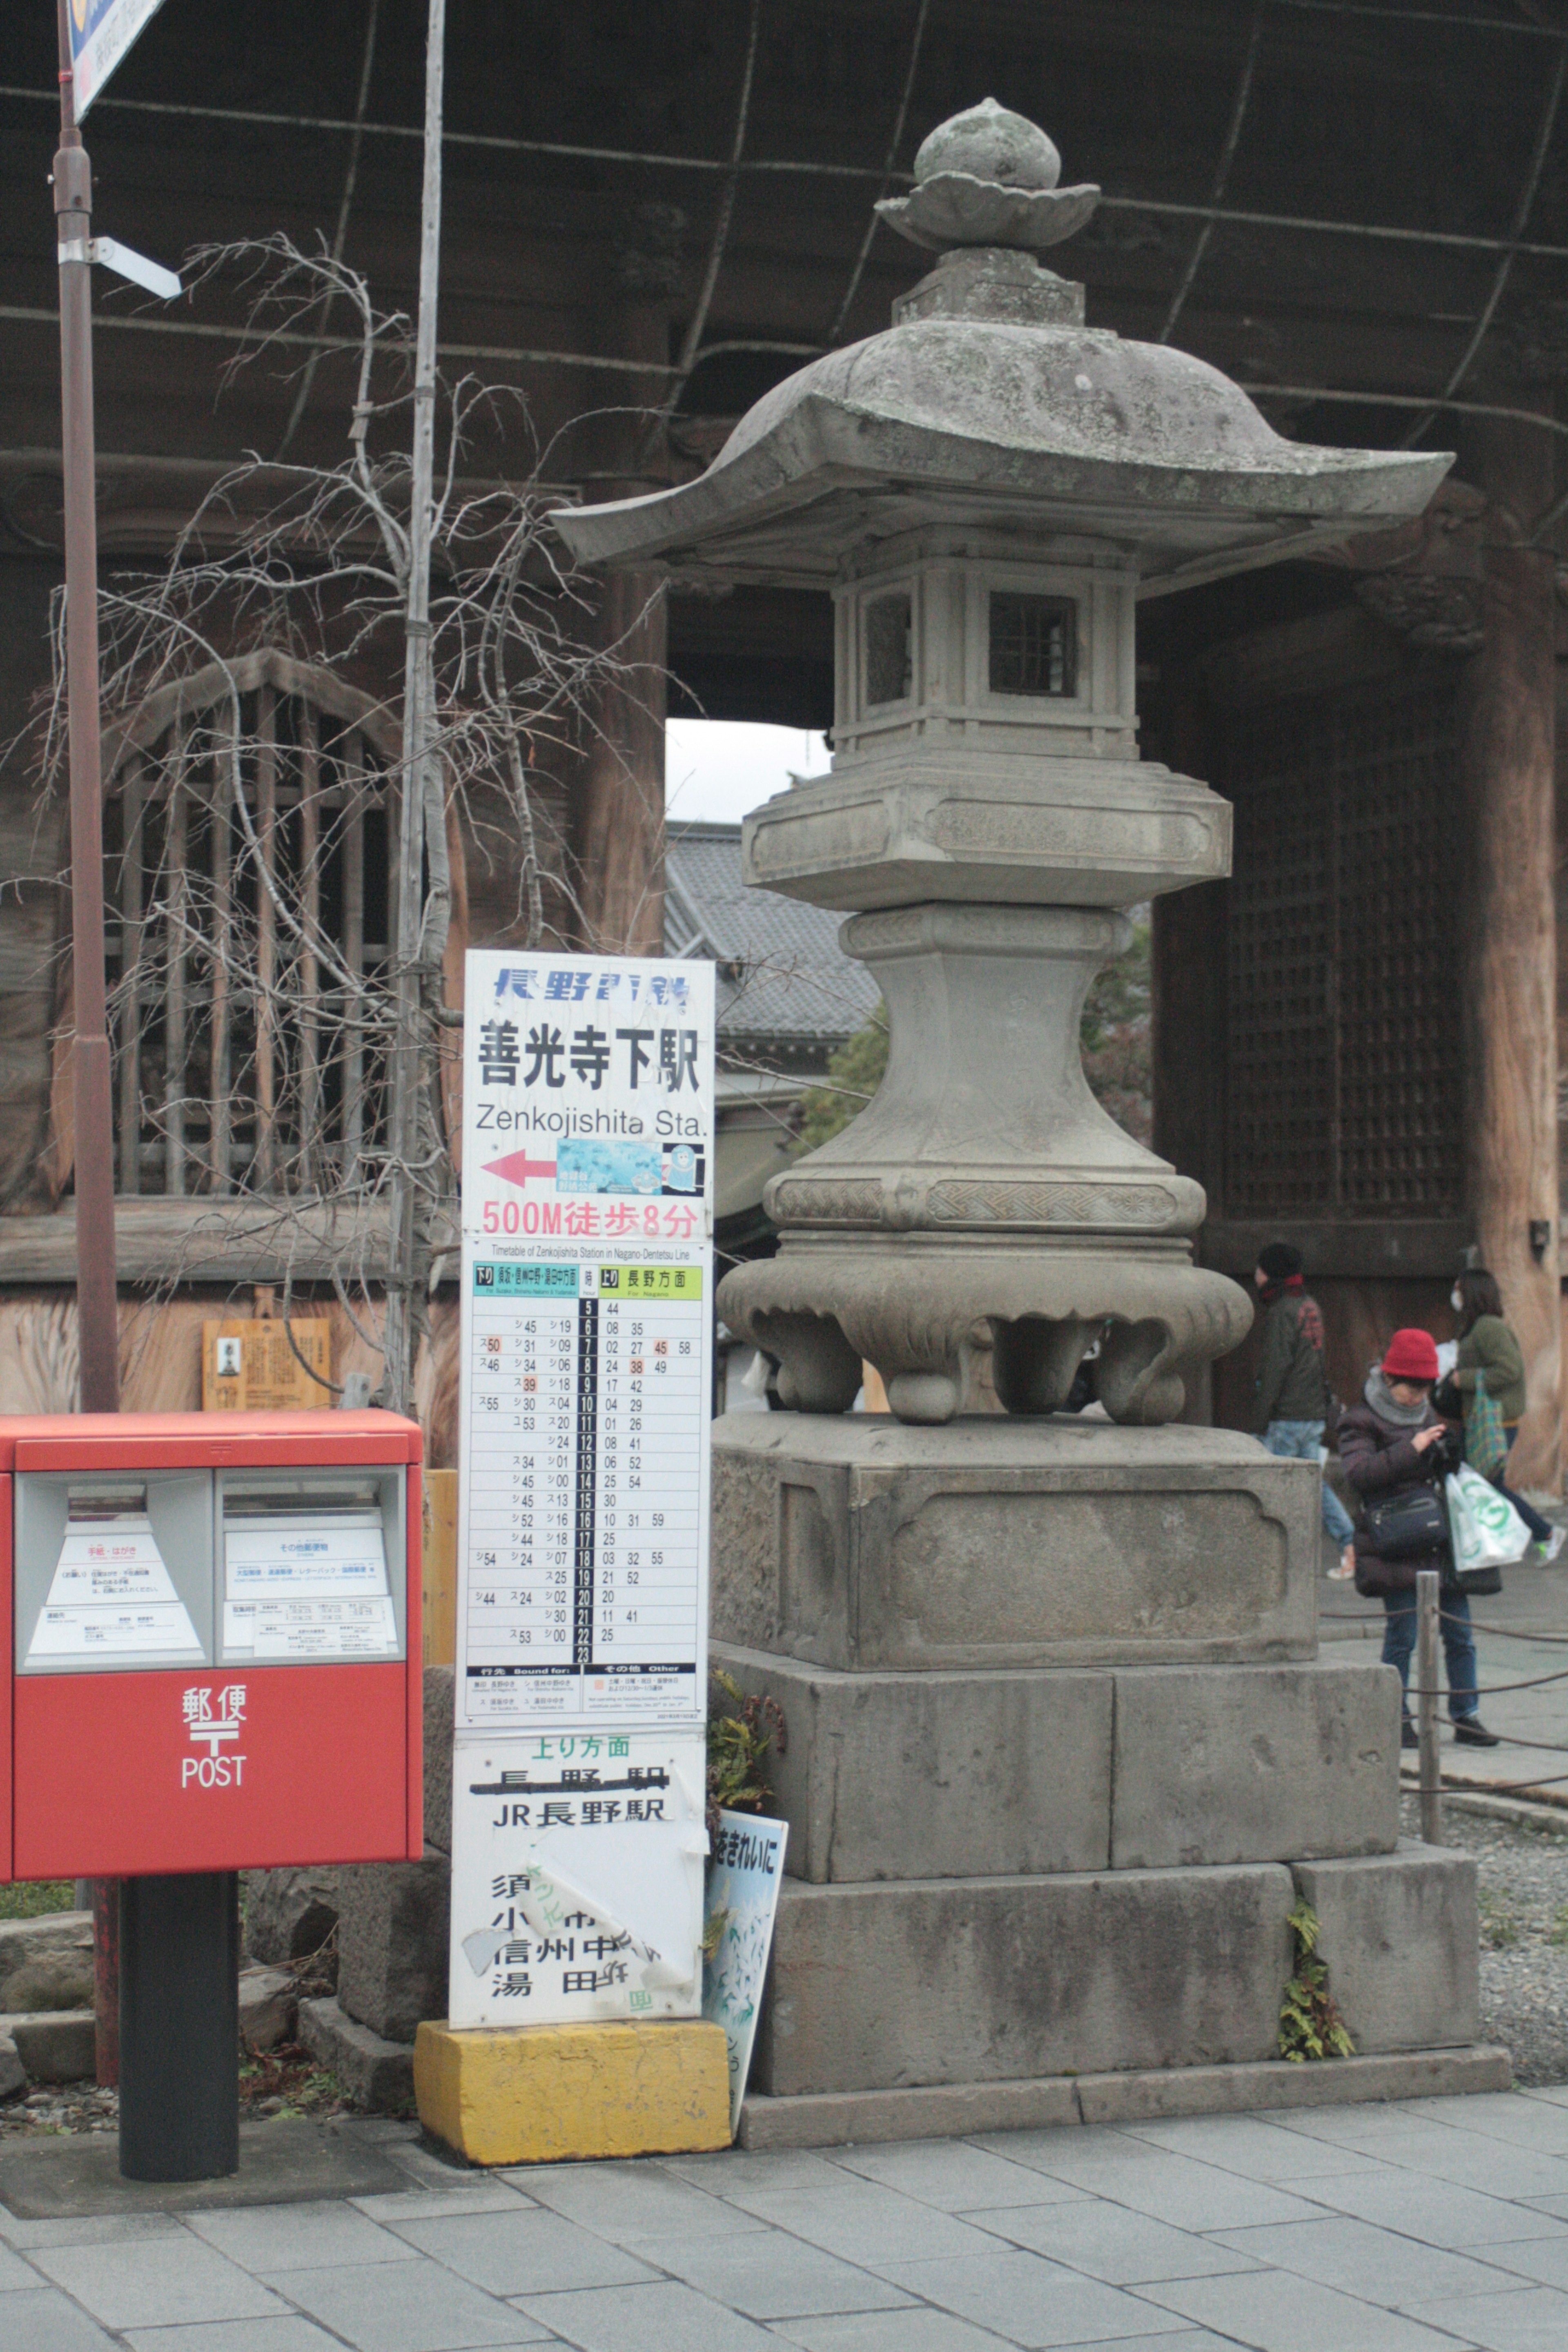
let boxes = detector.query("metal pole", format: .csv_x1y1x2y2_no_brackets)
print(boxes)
384,0,445,1416
54,0,120,1416
118,1874,240,2181
55,0,122,2099
1416,1568,1443,1845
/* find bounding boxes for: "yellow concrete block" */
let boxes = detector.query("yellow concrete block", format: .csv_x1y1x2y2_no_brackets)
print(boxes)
414,2018,732,2165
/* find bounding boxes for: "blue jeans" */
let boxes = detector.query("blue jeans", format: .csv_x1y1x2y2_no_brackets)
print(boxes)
1264,1419,1355,1546
1381,1587,1479,1722
1499,1428,1552,1545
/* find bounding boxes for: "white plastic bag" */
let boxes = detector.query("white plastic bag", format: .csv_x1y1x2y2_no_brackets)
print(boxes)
1446,1463,1532,1574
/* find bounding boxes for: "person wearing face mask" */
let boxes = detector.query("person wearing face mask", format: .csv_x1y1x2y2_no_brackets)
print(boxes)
1448,1268,1565,1563
1251,1241,1356,1567
1338,1327,1498,1750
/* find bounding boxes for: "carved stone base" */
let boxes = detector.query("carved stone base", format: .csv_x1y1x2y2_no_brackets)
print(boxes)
716,1238,1252,1424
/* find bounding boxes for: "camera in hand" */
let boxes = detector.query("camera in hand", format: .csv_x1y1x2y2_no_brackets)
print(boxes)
1425,1423,1464,1478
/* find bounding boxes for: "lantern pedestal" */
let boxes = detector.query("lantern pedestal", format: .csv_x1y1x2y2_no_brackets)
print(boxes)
710,1412,1491,2138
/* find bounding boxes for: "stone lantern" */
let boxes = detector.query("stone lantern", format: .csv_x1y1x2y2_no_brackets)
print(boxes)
556,104,1492,2140
559,97,1447,1430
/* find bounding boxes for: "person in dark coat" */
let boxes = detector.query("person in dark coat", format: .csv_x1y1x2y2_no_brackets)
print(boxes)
1338,1326,1498,1751
1252,1241,1355,1560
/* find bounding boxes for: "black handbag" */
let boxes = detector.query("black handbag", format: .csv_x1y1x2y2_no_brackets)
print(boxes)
1363,1484,1448,1560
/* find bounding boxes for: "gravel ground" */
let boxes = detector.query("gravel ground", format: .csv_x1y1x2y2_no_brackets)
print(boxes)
1403,1792,1568,2085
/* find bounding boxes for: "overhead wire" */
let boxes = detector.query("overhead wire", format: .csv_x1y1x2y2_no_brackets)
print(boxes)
825,0,931,345
274,0,381,458
1159,3,1266,344
1399,24,1568,443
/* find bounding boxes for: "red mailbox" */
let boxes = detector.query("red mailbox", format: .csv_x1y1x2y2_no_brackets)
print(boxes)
0,1412,422,1881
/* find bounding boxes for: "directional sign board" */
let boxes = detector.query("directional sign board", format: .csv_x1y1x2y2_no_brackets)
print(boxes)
448,950,715,2029
66,0,169,117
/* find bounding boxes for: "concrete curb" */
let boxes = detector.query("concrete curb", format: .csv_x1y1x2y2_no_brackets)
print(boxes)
737,2044,1513,2149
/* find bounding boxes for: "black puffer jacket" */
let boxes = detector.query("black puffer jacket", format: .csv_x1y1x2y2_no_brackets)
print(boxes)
1338,1396,1449,1597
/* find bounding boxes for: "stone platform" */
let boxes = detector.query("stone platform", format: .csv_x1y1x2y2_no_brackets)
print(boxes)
713,1412,1486,2143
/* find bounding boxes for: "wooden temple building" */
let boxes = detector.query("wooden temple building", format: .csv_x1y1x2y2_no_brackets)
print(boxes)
1,0,1566,1485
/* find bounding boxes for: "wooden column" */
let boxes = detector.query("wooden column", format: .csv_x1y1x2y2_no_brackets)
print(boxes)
572,293,669,957
1461,416,1562,1493
575,565,668,955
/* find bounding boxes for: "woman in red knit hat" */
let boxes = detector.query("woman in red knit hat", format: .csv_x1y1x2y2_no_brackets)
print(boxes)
1338,1328,1498,1750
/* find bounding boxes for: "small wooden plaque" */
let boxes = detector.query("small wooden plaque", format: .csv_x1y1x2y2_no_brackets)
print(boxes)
202,1318,334,1412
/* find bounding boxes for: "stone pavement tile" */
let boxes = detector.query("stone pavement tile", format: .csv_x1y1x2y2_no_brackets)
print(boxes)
1135,2270,1470,2352
1209,2214,1524,2304
1299,2167,1568,2246
1112,2114,1389,2183
0,2212,189,2250
1521,2087,1568,2110
660,2152,871,2196
828,2141,1091,2214
124,2323,343,2352
0,2238,46,2288
1403,2285,1568,2350
0,2285,119,2352
969,2143,1326,2234
512,2279,779,2352
263,2260,552,2352
1411,2095,1568,2158
1459,2234,1568,2290
353,2188,537,2224
770,2310,1028,2352
1301,2127,1568,2203
29,2237,288,2330
389,2210,658,2297
874,2247,1192,2346
966,2199,1263,2285
516,2162,768,2243
188,2201,421,2272
1250,2105,1463,2153
627,2227,917,2319
705,2180,1000,2266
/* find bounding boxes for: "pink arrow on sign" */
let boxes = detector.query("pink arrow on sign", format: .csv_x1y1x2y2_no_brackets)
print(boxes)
484,1149,558,1187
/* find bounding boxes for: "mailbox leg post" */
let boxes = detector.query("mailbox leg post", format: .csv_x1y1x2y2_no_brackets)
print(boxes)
118,1871,241,2181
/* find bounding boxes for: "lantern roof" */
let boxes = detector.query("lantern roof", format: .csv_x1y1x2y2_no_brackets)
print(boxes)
553,100,1450,598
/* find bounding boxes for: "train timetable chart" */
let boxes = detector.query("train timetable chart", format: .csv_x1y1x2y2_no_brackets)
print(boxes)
455,943,716,1738
458,1259,710,1728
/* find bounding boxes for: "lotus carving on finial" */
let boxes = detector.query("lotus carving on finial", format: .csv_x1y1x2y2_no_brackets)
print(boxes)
874,96,1100,254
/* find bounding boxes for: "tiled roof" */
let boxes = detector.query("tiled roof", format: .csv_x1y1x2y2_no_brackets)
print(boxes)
664,821,879,1049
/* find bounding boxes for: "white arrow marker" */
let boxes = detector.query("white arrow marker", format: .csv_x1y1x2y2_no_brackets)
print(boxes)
57,236,182,302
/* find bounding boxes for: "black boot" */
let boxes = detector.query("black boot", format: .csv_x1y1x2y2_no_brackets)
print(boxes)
1453,1717,1501,1748
1401,1719,1418,1751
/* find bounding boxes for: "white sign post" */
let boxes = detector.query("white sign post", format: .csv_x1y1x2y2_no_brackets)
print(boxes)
448,950,715,2031
66,0,170,117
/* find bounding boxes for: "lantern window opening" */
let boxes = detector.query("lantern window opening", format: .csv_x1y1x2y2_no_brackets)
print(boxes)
863,589,915,710
989,591,1078,700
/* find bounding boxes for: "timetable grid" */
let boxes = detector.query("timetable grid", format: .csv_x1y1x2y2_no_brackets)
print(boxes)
459,1261,707,1727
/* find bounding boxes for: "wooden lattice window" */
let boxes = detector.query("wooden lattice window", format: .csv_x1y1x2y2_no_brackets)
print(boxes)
104,653,396,1197
1222,671,1464,1219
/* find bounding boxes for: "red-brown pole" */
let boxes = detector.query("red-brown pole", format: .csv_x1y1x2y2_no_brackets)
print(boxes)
55,0,121,2089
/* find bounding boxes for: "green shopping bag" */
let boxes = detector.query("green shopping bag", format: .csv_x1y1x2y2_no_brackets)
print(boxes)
1463,1374,1510,1481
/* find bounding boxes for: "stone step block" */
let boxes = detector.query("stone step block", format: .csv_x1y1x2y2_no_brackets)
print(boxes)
0,1911,94,2015
1111,1657,1401,1869
755,1863,1297,2097
298,1994,414,2113
3,2009,96,2083
336,1846,450,2045
713,1646,1399,1883
1292,1840,1479,2052
713,1414,1316,1672
715,1643,1112,1880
